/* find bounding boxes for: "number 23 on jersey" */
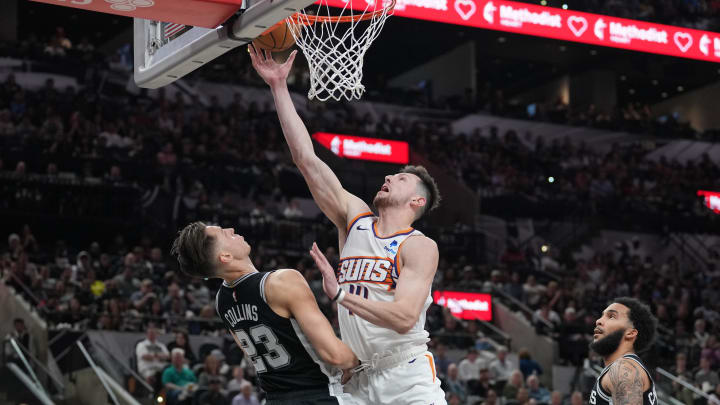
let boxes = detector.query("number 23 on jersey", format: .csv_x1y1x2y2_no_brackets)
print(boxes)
234,324,291,373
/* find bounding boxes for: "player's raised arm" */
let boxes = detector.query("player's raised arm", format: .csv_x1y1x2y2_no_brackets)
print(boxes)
248,46,369,229
310,237,438,334
265,269,359,369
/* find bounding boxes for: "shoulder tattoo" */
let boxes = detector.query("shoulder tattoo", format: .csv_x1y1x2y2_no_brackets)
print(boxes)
608,359,645,405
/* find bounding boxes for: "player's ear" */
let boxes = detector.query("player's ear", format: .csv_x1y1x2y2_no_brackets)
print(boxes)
219,251,233,264
625,327,638,341
411,195,426,208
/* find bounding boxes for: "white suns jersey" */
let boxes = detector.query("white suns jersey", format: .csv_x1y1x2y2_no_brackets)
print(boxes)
337,212,432,360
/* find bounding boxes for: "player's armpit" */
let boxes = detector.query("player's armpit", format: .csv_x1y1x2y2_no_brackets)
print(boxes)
604,359,647,405
392,236,439,333
266,269,358,369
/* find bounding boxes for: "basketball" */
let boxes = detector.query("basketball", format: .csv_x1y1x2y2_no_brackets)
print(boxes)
252,23,297,52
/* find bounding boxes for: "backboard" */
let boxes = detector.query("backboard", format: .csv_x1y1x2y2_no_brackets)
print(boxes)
133,0,316,89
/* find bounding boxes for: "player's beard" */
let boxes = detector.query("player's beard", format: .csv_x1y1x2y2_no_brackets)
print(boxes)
589,328,626,357
373,192,400,209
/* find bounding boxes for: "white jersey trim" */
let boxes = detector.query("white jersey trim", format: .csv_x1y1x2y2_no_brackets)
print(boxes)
289,319,345,402
259,272,271,303
222,272,254,288
622,354,655,384
214,288,222,318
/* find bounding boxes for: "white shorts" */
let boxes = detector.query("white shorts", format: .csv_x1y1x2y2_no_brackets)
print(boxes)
344,350,446,405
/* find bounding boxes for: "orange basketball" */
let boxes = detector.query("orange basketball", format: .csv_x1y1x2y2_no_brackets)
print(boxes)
252,23,297,52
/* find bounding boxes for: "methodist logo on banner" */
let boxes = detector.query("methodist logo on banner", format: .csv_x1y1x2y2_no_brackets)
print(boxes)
312,133,409,164
698,190,720,214
321,0,720,63
433,291,492,320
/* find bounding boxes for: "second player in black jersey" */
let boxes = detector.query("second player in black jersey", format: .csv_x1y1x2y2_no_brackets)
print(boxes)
589,298,658,405
171,222,359,405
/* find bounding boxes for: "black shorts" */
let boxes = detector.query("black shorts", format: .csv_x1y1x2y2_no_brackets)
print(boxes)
265,388,340,405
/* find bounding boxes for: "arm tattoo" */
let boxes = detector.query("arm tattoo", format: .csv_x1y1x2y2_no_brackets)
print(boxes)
608,359,645,405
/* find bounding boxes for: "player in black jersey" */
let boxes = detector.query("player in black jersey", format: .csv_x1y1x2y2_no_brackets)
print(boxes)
589,297,658,405
170,222,359,405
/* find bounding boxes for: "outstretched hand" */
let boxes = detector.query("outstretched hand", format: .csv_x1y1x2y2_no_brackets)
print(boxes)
309,242,339,301
248,44,297,87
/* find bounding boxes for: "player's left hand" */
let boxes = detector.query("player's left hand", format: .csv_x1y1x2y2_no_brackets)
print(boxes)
248,44,297,88
309,242,339,300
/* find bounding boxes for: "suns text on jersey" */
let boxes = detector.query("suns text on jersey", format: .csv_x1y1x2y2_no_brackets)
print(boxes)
337,257,394,286
224,304,258,328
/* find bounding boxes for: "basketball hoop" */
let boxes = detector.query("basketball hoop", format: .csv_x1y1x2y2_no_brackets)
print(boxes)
285,0,396,102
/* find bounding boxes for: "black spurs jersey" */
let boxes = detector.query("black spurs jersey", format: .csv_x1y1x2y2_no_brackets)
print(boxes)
215,271,338,394
590,354,657,405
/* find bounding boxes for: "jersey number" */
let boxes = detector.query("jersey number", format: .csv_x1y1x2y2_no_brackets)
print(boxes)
234,325,291,373
348,285,369,316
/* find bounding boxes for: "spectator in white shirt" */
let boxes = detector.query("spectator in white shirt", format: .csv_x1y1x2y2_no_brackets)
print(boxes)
523,275,546,307
282,199,304,219
232,381,260,405
459,348,483,394
135,323,170,386
490,346,514,388
694,318,710,348
533,301,561,333
226,366,251,393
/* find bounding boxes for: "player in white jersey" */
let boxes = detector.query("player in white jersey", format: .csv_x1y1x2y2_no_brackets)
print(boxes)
249,45,446,405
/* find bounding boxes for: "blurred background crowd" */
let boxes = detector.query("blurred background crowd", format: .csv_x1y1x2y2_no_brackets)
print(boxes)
2,1,720,403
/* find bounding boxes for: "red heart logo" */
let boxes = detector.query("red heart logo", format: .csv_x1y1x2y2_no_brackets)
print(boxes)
674,32,693,53
454,0,477,21
568,16,588,37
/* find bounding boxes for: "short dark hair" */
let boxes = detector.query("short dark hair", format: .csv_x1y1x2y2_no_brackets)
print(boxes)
399,165,441,219
613,297,657,353
170,221,217,279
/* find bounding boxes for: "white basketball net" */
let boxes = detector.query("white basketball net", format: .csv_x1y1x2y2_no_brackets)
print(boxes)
286,0,394,102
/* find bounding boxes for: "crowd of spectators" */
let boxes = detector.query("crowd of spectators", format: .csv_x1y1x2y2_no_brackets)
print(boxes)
1,23,720,405
482,94,700,140
129,321,262,405
438,346,578,405
415,128,718,222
